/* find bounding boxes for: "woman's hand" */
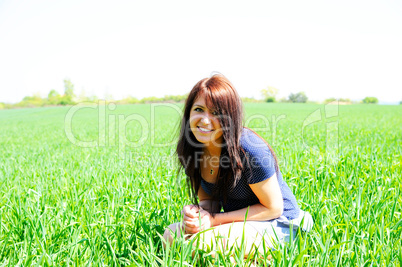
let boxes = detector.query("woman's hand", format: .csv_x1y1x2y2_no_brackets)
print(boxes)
182,205,200,222
182,205,214,234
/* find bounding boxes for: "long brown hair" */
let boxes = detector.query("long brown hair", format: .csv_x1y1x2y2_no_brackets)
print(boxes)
176,73,243,205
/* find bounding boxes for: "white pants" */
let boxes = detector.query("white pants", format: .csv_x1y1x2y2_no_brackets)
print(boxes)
246,209,314,249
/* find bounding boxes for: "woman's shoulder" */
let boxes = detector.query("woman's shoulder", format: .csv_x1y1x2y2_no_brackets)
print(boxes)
240,128,271,155
239,128,277,183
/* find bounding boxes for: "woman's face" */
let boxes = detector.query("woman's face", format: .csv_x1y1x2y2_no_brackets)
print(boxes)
189,94,223,147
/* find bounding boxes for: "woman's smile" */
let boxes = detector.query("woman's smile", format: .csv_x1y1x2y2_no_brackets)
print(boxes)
197,126,213,133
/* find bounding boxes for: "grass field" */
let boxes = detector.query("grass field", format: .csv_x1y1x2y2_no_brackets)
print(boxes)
0,103,401,266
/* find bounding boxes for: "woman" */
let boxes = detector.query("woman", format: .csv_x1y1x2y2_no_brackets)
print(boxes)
163,73,313,255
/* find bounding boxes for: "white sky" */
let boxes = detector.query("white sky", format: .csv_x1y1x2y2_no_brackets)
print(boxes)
1,0,401,104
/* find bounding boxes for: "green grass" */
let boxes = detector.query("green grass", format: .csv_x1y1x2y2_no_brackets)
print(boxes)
0,103,401,266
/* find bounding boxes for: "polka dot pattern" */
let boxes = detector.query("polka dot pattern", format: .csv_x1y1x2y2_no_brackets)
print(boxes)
200,128,300,220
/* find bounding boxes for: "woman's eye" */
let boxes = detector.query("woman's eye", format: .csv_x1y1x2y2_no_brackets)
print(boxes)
194,107,203,112
212,111,219,116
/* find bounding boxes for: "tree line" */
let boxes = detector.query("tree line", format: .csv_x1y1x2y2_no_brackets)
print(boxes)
260,86,381,104
0,80,386,110
0,79,189,109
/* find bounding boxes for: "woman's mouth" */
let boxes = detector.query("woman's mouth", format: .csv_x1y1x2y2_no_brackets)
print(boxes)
197,126,213,133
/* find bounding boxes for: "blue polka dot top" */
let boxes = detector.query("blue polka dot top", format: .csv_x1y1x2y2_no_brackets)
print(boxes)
200,128,300,220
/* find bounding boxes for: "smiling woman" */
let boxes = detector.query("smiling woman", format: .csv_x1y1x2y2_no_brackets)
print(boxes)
163,73,313,258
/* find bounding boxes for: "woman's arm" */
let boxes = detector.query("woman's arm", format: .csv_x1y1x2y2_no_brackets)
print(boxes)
198,185,221,213
212,173,283,225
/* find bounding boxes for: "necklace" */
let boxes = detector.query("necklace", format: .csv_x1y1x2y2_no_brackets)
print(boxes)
203,148,220,177
203,154,217,176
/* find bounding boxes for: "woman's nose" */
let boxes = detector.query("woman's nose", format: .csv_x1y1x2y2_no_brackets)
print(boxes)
201,115,211,124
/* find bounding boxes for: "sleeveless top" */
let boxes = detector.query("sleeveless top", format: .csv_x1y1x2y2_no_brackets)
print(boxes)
200,128,300,220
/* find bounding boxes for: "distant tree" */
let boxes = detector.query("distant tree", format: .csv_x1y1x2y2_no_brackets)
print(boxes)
324,98,337,103
47,89,61,105
1,102,12,109
120,96,139,104
362,97,378,104
241,97,259,103
60,79,76,105
140,96,163,103
64,79,74,97
16,93,45,107
261,86,278,102
288,92,308,103
324,97,352,104
48,89,59,98
162,94,188,102
399,100,402,105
